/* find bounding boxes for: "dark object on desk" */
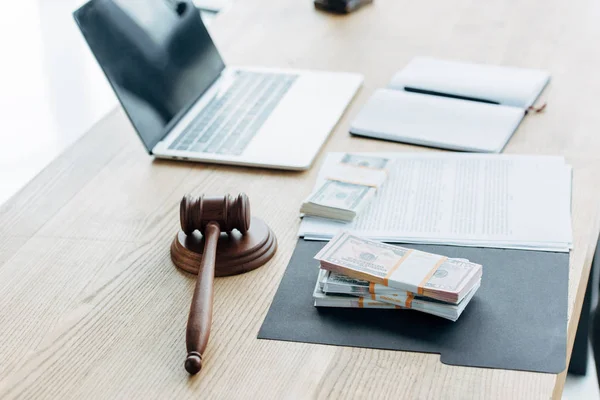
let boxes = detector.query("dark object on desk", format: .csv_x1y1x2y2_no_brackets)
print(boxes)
587,235,600,381
314,0,373,14
567,236,599,377
259,239,568,373
171,194,277,374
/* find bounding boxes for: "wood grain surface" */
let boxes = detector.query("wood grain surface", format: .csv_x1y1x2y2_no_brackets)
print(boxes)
1,0,600,398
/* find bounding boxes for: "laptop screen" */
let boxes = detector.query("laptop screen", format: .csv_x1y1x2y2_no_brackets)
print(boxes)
74,0,226,152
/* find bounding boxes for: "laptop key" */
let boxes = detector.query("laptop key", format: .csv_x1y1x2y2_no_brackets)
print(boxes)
169,71,298,155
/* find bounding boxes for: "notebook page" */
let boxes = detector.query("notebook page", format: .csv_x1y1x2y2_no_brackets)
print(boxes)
350,89,524,153
388,57,550,108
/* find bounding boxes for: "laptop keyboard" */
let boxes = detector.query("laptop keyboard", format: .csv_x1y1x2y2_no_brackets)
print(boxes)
168,71,298,155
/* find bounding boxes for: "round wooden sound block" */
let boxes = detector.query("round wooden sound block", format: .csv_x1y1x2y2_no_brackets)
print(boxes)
171,217,277,276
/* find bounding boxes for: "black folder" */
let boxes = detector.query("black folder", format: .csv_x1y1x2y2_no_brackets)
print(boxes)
258,239,568,373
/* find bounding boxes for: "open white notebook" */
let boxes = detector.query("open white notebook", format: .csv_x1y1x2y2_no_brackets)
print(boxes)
350,57,550,153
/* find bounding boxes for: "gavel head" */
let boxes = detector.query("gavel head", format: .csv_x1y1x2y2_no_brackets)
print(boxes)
180,193,251,235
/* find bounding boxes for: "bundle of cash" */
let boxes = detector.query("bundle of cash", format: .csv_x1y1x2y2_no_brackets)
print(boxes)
300,154,389,222
314,270,480,321
312,232,482,321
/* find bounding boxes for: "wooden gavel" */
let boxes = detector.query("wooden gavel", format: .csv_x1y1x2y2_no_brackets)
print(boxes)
179,193,250,374
172,193,276,375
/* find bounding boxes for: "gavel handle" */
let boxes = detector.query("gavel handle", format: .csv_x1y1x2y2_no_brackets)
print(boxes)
184,221,220,374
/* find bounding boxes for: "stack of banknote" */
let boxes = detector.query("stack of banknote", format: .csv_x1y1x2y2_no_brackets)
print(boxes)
312,232,483,321
300,154,389,222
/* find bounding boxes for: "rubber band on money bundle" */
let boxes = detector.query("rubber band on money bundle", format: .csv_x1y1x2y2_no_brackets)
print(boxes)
383,249,413,286
369,282,376,294
405,293,414,308
417,257,447,295
324,177,380,188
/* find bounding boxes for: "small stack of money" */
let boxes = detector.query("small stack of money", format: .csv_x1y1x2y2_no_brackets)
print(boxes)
313,232,483,321
300,154,389,222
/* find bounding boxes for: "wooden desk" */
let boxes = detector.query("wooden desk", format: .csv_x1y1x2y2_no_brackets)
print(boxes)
1,0,600,398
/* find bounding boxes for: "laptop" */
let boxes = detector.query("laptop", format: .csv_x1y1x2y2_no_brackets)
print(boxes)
74,0,363,170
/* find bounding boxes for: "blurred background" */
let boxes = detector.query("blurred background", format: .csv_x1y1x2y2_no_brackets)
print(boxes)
0,0,224,205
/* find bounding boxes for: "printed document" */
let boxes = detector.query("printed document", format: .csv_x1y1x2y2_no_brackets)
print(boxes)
299,153,572,252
